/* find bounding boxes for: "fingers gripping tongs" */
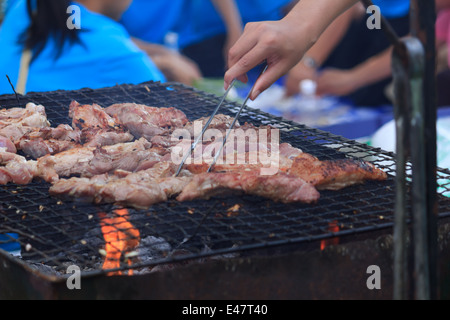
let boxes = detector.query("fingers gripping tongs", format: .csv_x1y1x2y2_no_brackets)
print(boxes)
175,63,268,176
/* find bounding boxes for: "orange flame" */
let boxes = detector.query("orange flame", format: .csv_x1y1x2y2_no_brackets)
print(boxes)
99,208,140,276
320,221,340,251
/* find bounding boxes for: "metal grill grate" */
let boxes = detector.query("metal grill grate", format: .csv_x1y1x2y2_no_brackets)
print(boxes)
0,81,449,276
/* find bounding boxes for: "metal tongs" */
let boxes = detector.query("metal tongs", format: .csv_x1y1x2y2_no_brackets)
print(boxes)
175,63,268,176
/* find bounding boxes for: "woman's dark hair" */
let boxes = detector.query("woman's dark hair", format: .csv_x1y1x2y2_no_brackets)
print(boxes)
20,0,80,61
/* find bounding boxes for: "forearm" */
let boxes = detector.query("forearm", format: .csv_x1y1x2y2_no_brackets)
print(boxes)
303,4,357,66
351,47,393,88
132,38,169,57
282,0,360,46
210,0,243,37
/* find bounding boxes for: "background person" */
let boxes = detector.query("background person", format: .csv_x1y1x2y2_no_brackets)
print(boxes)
436,0,450,106
284,0,410,107
0,0,164,95
180,0,294,78
120,0,203,86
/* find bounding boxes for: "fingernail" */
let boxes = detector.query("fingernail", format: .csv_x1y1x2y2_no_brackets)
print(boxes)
252,90,261,100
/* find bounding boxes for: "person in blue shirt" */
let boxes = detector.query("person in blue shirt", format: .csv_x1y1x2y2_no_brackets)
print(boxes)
284,0,410,107
119,0,202,86
120,0,186,46
0,0,165,95
180,0,294,78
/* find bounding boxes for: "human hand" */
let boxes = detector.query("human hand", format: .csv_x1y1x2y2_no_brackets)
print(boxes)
152,52,203,86
223,0,361,100
223,28,242,68
224,19,314,100
284,60,318,96
316,68,358,97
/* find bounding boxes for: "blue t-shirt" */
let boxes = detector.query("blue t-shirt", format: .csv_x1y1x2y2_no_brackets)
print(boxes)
0,0,165,95
372,0,410,19
120,0,186,45
179,0,292,48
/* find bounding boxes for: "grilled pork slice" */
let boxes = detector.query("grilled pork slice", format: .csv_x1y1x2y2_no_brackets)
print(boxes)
69,101,118,130
19,138,76,159
0,151,37,185
0,136,17,153
0,124,82,158
183,146,294,176
17,124,82,158
69,101,134,147
183,114,240,136
177,171,320,204
37,147,96,183
0,138,159,185
287,153,388,190
37,138,160,183
279,143,303,159
0,124,35,144
47,174,113,202
0,103,50,129
105,103,189,140
50,162,192,209
81,130,134,148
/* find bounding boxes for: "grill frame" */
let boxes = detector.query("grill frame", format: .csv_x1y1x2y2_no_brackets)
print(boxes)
1,81,450,283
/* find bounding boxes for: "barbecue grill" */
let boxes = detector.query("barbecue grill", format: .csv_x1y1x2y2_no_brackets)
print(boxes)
1,80,450,300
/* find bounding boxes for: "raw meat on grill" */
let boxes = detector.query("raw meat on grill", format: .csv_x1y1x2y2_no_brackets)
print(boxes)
69,101,118,130
0,140,159,185
37,138,161,183
178,138,386,192
69,101,134,147
88,140,163,176
0,100,388,209
0,124,36,145
180,142,301,175
0,136,16,153
81,130,135,148
183,114,240,136
98,167,191,209
0,103,50,128
150,134,180,149
50,162,192,209
0,103,55,156
184,148,292,176
150,119,247,154
105,103,189,140
0,123,82,158
36,147,96,183
0,151,37,185
40,124,82,142
177,171,320,204
19,138,76,159
16,125,82,158
47,173,112,202
287,153,388,190
279,142,303,159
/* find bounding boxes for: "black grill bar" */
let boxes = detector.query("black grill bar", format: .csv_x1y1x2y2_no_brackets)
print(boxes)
0,81,449,276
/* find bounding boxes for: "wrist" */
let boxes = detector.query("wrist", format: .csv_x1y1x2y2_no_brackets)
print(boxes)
344,68,363,90
351,64,374,88
282,9,319,48
301,55,320,69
